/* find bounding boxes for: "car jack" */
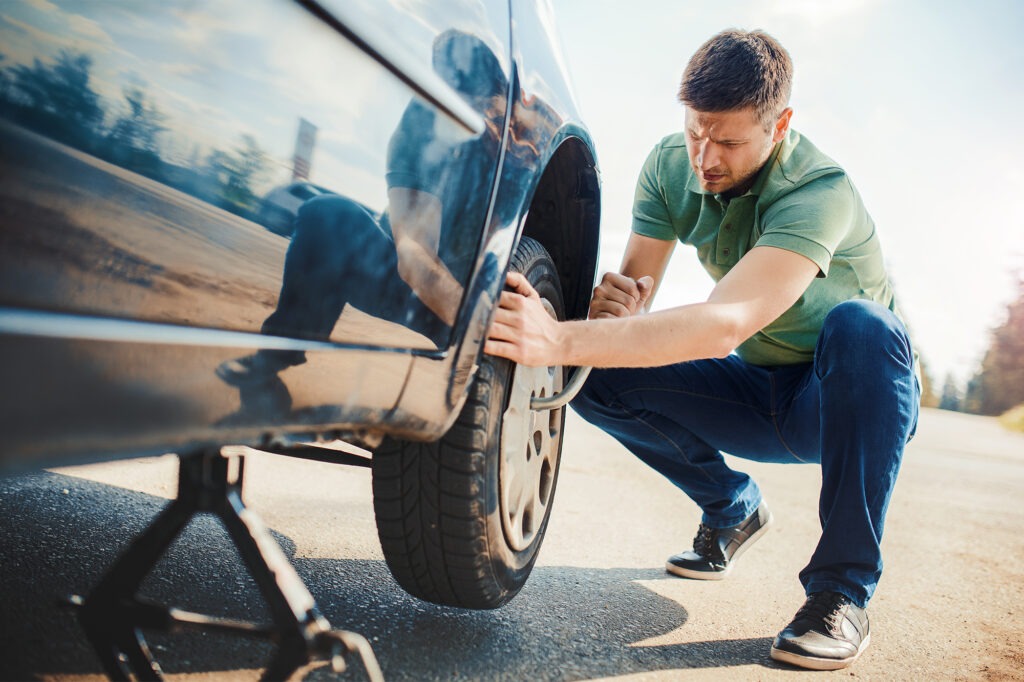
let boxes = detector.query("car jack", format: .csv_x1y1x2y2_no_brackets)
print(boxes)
65,448,384,681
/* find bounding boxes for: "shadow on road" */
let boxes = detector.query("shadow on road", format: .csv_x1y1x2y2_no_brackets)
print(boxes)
0,471,782,681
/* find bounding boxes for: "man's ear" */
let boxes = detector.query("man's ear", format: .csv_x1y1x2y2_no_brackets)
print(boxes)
773,108,793,143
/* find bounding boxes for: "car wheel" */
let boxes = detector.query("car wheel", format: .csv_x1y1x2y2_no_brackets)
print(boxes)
371,236,565,609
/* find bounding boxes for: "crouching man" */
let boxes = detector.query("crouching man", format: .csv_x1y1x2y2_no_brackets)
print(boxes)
485,28,919,671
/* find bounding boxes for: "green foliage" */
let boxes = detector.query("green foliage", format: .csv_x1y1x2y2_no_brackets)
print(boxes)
965,278,1024,415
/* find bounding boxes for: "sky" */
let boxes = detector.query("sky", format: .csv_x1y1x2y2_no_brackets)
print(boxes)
554,0,1024,385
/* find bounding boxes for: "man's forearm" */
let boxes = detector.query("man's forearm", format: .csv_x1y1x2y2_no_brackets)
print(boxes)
486,246,817,370
394,238,463,327
559,302,742,368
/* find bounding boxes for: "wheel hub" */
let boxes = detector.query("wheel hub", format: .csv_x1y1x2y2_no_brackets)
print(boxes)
499,299,563,551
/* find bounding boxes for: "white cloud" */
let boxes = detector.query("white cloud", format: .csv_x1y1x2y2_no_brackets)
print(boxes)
0,15,66,53
65,13,114,49
24,0,59,14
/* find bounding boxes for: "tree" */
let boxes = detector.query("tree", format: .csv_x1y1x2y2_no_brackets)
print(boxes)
938,373,961,412
107,86,166,154
0,54,10,103
964,277,1024,415
206,134,270,218
104,85,167,177
917,356,938,408
5,49,104,150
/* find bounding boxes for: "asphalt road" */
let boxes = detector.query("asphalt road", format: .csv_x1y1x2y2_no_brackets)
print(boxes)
1,406,1022,681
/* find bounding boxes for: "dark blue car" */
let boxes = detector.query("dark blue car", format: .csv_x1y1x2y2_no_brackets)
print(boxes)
0,0,600,626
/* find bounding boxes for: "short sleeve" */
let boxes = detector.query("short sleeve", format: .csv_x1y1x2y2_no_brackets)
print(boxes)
631,145,678,241
385,101,440,193
756,173,854,276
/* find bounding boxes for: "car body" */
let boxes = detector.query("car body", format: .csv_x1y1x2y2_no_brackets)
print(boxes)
0,0,600,610
0,0,599,468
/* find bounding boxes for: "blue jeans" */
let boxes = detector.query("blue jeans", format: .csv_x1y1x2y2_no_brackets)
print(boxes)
571,300,920,607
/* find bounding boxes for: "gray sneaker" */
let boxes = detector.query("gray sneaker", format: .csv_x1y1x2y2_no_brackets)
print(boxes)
665,502,772,580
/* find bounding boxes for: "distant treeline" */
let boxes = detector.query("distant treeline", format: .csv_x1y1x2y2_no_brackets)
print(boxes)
0,49,272,223
939,278,1024,417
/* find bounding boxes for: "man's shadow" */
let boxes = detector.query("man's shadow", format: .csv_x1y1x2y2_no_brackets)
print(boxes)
0,471,779,681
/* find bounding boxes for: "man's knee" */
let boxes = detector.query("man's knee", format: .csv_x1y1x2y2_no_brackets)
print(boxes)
821,301,911,356
824,298,895,331
817,299,916,382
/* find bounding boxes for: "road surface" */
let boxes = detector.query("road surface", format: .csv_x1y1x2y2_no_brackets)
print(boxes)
1,406,1022,680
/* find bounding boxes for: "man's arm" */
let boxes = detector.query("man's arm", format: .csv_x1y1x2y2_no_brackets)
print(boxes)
387,187,463,327
485,244,819,368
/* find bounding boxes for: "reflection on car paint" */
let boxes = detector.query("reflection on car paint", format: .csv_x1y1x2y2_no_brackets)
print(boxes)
214,29,516,420
0,0,513,352
0,0,600,465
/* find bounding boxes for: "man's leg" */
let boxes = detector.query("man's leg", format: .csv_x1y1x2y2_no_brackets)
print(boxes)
217,196,375,386
571,356,803,576
771,299,919,669
262,196,397,343
219,195,443,386
777,299,920,606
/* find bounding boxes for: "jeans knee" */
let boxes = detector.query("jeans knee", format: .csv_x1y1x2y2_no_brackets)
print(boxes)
817,300,915,380
823,300,911,354
295,196,384,243
824,299,890,332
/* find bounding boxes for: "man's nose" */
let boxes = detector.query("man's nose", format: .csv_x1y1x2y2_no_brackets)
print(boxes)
699,141,720,170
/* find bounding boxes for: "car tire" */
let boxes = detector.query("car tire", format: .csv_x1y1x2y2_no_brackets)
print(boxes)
371,236,566,609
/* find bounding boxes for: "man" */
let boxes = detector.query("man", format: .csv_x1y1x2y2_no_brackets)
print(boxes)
485,29,919,671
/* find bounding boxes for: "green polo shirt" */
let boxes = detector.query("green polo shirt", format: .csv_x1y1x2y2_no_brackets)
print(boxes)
632,129,899,366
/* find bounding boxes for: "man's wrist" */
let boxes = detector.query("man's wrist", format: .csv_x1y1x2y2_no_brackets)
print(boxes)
555,319,585,367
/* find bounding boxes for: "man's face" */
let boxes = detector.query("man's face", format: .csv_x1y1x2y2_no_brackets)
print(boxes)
684,106,791,197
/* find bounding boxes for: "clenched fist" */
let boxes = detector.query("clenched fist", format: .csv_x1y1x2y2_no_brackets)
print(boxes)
588,272,654,319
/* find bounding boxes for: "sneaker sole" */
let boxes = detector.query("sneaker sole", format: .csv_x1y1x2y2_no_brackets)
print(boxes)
769,632,870,671
664,510,774,580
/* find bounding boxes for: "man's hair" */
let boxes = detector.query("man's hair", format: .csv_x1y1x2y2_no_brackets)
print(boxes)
678,29,793,128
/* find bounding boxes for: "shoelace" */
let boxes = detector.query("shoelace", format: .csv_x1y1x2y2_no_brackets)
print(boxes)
692,524,724,561
794,591,849,631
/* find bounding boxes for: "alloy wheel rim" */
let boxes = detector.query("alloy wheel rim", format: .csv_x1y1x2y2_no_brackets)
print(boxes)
498,298,562,551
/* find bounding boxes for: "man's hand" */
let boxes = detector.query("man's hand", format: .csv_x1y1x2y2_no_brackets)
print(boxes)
484,272,564,367
588,272,655,319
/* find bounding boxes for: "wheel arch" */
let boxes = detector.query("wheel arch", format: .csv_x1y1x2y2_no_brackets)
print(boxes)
518,134,601,323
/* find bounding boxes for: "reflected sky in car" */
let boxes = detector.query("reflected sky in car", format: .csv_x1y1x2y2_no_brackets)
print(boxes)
1,0,520,339
0,0,506,210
